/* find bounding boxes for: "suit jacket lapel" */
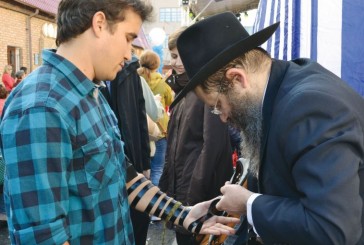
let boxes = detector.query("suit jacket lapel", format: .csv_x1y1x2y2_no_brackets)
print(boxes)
258,60,290,192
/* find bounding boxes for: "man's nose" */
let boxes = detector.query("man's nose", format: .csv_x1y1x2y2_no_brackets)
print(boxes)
125,52,132,62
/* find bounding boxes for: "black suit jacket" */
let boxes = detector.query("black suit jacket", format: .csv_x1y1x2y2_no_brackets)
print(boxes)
252,59,364,245
101,56,150,172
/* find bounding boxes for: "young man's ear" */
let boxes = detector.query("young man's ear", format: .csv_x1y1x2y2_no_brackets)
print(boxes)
92,11,107,37
225,67,249,88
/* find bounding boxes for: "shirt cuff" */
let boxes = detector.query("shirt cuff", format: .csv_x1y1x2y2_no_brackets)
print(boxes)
247,193,262,236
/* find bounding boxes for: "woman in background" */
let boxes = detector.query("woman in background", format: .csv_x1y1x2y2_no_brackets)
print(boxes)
137,50,173,188
2,65,14,92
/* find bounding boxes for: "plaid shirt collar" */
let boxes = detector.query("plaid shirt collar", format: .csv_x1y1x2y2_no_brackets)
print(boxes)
42,49,96,97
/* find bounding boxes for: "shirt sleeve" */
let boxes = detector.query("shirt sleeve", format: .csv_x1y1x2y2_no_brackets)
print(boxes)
1,106,72,244
247,193,262,236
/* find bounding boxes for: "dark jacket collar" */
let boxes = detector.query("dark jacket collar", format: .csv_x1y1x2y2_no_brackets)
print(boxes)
116,55,140,86
259,59,290,188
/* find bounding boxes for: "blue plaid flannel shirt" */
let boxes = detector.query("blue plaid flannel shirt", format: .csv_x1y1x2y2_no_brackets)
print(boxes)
0,50,135,244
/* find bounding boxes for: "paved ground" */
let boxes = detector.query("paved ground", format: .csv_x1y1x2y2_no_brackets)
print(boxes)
147,220,177,245
0,221,9,245
0,219,176,245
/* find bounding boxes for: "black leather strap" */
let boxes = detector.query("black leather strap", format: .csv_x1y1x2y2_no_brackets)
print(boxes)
178,208,190,226
125,156,138,182
187,216,204,233
156,196,170,218
186,198,226,234
145,191,163,214
130,183,154,208
208,198,224,216
127,177,147,195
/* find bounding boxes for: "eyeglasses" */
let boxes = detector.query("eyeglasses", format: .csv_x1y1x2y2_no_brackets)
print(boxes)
210,77,224,115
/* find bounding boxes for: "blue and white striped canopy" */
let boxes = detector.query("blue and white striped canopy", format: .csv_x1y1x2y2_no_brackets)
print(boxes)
253,0,364,96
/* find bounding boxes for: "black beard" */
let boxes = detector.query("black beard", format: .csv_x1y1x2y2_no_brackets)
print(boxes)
227,90,263,177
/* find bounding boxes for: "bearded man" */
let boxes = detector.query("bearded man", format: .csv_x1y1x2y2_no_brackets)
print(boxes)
170,12,364,245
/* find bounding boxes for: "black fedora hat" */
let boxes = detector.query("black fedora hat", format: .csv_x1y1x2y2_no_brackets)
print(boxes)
170,12,279,109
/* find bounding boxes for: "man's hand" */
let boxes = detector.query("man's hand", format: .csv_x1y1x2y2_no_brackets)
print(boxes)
216,183,254,214
183,199,240,235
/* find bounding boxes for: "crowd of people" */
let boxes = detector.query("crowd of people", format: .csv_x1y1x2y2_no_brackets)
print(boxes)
0,0,363,245
1,65,27,92
0,65,27,224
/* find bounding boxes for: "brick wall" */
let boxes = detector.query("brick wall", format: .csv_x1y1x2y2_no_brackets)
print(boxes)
0,6,56,75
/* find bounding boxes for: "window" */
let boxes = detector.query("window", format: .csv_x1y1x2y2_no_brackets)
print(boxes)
160,8,181,22
7,46,23,75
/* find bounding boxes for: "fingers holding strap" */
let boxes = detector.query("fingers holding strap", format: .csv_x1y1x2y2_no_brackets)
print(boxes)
187,211,214,234
186,197,224,234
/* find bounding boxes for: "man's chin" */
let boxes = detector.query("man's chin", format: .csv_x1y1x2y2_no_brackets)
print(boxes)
104,73,118,83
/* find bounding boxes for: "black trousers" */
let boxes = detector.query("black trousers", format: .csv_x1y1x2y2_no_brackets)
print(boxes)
130,208,150,245
176,231,198,245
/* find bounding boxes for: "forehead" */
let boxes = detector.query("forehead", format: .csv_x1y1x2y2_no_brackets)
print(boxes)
170,47,179,55
116,9,142,31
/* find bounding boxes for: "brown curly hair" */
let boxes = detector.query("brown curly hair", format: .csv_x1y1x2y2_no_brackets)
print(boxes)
56,0,153,46
137,50,160,80
202,47,271,93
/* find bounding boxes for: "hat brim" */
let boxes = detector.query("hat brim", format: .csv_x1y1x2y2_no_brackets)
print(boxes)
170,22,280,109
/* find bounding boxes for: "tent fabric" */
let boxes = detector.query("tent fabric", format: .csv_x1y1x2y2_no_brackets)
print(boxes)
132,27,150,50
253,0,364,96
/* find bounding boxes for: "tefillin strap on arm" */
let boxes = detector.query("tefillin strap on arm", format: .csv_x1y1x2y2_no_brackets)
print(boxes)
125,158,191,230
126,174,190,227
